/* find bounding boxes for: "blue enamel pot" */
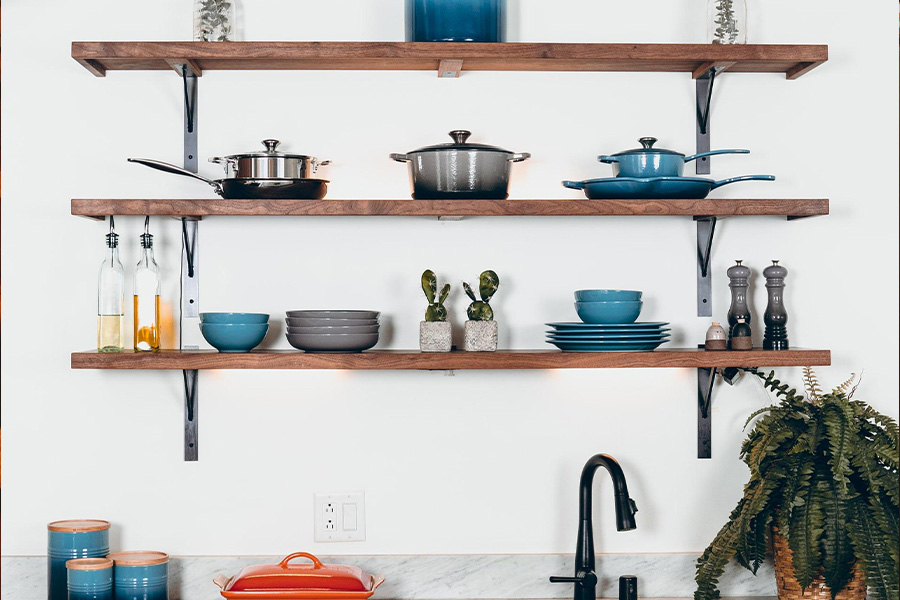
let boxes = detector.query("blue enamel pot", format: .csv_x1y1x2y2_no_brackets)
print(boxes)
406,0,506,42
48,520,111,600
598,137,749,178
108,552,169,600
67,558,113,600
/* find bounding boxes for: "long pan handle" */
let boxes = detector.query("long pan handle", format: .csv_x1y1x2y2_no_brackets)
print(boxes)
710,174,775,190
128,158,223,196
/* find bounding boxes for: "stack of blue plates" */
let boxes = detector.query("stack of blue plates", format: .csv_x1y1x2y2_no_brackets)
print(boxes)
545,322,671,352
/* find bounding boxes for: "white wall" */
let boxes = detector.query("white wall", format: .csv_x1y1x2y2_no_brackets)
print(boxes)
1,0,897,557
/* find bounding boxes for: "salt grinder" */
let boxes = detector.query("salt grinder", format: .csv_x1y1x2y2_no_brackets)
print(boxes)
727,260,752,347
763,260,789,350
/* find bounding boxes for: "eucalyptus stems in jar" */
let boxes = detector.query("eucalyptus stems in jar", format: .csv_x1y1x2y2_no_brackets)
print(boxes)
194,0,235,42
708,0,747,44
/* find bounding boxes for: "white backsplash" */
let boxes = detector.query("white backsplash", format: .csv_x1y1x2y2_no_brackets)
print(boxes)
1,553,775,600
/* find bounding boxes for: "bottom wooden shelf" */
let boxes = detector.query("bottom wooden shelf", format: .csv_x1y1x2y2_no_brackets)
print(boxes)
71,348,831,371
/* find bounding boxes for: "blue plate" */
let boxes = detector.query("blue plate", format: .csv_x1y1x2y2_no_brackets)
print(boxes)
548,334,670,341
547,322,669,330
561,175,774,200
546,329,670,337
548,339,667,352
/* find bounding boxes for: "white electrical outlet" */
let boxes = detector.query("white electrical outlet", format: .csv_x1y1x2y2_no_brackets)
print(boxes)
314,492,366,542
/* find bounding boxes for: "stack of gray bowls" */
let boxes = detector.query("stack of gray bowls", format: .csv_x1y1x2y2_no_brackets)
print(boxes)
285,310,380,352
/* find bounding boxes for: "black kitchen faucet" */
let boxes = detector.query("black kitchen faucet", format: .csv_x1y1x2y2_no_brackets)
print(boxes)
550,454,639,600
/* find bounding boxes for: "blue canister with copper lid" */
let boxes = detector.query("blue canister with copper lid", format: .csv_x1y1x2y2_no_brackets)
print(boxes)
108,551,169,600
405,0,506,42
66,558,113,600
48,520,111,600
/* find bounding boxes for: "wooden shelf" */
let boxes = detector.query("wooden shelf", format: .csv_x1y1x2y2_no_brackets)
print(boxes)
71,348,831,371
71,198,830,220
71,42,828,79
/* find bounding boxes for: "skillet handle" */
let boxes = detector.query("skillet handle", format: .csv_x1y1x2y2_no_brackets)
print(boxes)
597,155,619,163
128,158,224,196
279,552,324,569
213,574,232,590
508,152,531,162
390,153,410,163
562,180,586,190
371,575,386,591
710,174,775,190
683,148,750,162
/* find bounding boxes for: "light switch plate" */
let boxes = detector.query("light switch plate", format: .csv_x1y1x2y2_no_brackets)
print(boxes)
314,492,366,542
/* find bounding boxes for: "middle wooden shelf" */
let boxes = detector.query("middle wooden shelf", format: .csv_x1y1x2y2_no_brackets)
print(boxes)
72,198,829,220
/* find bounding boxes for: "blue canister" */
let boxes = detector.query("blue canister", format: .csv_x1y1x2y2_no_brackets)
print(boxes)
405,0,506,42
48,520,111,600
66,558,113,600
108,551,169,600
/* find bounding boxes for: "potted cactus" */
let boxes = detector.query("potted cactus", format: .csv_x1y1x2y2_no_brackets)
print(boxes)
420,270,452,352
463,270,500,352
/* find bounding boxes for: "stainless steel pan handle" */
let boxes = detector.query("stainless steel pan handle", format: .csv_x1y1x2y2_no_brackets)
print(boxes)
128,158,224,196
509,152,531,162
390,153,411,163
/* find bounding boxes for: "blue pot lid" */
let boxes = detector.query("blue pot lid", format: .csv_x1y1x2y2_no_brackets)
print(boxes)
408,130,513,154
609,137,684,157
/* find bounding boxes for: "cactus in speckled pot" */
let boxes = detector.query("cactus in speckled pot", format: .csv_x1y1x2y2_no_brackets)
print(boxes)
422,270,451,322
463,270,499,321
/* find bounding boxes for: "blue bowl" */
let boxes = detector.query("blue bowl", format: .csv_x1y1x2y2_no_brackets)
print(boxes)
575,301,643,324
200,312,269,324
199,323,269,352
574,289,643,302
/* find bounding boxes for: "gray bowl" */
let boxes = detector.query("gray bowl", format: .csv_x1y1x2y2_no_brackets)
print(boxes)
286,310,380,319
286,317,379,327
286,332,379,352
287,325,379,335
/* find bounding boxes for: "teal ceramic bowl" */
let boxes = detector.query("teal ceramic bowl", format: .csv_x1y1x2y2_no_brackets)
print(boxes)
575,300,643,324
200,323,269,352
200,312,269,324
574,289,642,302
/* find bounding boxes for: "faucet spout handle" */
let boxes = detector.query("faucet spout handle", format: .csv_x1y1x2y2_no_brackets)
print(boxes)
550,572,598,587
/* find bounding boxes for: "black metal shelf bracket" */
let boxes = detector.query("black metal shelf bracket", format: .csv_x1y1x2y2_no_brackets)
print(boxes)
179,65,201,461
696,216,717,317
695,68,717,175
697,366,718,459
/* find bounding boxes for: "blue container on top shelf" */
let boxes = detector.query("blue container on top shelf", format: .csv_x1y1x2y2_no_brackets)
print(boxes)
48,520,111,600
108,552,169,600
406,0,506,42
67,558,114,600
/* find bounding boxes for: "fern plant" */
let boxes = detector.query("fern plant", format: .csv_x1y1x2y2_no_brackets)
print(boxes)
695,368,899,600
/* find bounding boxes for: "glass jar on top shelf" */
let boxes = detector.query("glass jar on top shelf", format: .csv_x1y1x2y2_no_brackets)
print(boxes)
708,0,748,44
194,0,235,41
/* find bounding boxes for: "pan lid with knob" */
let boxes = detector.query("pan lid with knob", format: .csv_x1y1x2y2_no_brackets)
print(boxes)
404,130,518,154
215,139,319,161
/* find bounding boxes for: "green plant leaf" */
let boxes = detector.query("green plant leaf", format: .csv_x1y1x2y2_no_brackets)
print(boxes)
479,270,499,303
846,494,899,600
438,283,450,305
422,270,437,303
786,464,824,588
463,281,477,302
820,475,855,597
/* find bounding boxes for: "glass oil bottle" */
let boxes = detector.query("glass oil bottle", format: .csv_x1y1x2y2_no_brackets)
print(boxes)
97,216,125,352
133,216,161,352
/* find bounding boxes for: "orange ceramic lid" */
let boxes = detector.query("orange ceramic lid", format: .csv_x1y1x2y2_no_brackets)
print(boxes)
226,553,374,592
66,558,113,571
48,520,110,532
107,551,169,566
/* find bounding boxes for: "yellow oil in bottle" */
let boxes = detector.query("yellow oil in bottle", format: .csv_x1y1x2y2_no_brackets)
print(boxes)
97,314,125,352
133,295,161,352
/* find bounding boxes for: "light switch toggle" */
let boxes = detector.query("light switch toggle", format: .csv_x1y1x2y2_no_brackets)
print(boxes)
343,504,358,531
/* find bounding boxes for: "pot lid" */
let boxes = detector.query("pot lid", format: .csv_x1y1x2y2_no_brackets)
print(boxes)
407,130,513,154
107,551,169,566
66,558,114,571
48,519,110,533
610,137,684,157
223,553,376,593
221,139,316,160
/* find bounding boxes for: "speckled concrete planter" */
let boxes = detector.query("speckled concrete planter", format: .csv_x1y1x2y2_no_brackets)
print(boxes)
420,321,452,352
464,320,498,352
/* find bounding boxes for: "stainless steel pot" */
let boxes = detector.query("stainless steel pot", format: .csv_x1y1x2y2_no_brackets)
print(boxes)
210,139,330,179
391,130,530,200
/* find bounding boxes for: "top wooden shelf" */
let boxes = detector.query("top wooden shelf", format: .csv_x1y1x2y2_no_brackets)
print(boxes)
71,42,828,79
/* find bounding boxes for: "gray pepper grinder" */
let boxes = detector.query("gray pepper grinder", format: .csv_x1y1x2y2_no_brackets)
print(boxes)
763,260,789,350
727,260,752,348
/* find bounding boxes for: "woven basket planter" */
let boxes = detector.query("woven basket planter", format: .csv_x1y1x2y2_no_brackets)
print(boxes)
772,528,867,600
